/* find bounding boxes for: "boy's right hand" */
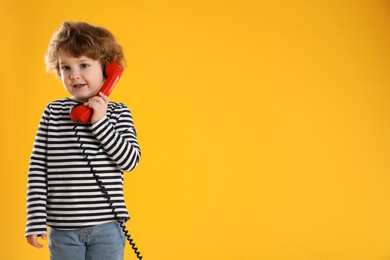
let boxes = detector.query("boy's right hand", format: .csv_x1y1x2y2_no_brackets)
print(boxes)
26,234,47,248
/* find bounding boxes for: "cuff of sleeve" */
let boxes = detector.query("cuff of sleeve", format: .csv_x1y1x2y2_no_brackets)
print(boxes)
90,116,116,144
25,229,48,237
90,115,108,131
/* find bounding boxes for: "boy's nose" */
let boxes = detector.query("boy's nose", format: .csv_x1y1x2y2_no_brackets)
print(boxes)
70,72,80,80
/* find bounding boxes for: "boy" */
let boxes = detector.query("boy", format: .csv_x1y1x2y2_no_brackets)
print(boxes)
25,21,141,260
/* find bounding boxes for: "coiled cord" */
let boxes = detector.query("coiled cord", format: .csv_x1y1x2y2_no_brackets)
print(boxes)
73,123,143,259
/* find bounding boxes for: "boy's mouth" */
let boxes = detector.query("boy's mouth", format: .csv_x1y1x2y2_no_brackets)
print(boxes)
73,83,86,89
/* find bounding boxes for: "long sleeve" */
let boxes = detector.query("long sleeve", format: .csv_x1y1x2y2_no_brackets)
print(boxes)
90,103,141,172
25,107,49,236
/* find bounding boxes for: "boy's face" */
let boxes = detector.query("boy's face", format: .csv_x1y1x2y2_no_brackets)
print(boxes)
58,53,104,102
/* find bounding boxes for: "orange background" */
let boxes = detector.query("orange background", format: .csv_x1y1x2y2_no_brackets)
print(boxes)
1,0,390,259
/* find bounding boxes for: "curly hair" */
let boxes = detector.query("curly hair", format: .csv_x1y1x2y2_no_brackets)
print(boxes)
45,21,126,77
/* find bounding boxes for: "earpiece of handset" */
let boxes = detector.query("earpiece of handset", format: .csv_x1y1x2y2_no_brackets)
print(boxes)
70,62,123,123
99,62,123,96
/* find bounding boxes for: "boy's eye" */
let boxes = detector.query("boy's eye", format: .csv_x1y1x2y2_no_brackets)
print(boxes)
61,66,70,71
80,63,90,69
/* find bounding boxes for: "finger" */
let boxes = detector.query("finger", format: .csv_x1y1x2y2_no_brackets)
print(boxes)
88,96,106,106
98,92,109,104
30,236,43,248
27,235,34,246
85,100,104,110
27,235,43,248
41,234,47,240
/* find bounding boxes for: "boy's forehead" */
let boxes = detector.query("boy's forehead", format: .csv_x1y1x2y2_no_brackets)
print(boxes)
58,54,94,63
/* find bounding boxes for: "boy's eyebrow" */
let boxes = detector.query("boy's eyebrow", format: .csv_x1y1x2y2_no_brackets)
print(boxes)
77,57,94,62
59,58,93,65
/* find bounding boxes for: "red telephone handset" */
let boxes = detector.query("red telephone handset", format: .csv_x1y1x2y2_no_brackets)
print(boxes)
70,62,123,123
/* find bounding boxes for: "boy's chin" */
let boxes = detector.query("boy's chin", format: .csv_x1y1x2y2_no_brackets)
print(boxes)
70,96,90,103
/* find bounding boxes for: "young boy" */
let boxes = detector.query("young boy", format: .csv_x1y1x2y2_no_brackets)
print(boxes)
25,21,141,260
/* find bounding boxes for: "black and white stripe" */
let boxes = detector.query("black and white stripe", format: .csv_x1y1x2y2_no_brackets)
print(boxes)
25,98,140,236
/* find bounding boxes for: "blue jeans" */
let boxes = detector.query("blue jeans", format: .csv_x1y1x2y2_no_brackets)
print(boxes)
48,221,126,260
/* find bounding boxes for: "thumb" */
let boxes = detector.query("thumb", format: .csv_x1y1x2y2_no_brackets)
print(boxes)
41,234,47,240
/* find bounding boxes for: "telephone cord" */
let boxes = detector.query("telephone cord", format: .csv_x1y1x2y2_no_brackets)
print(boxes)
73,123,143,260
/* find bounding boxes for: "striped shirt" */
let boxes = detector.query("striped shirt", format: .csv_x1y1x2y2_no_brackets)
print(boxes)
25,98,141,236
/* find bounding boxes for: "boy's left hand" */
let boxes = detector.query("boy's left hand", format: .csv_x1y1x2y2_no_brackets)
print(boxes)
85,92,109,124
26,234,47,248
